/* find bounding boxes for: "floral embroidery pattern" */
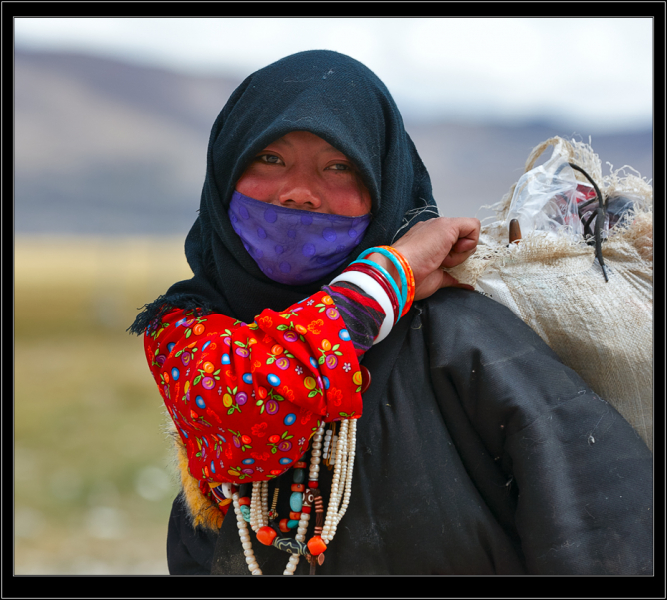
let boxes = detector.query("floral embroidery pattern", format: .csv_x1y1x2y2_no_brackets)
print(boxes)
307,319,324,335
144,291,362,501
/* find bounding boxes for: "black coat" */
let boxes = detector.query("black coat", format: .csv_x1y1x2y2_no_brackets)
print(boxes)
167,288,653,575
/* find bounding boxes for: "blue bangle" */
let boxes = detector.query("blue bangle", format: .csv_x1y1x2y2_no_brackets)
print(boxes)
350,259,405,318
357,247,408,309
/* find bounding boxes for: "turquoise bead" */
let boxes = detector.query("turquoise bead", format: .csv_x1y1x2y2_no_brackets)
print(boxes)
240,505,251,522
293,469,306,484
287,519,299,529
289,491,303,512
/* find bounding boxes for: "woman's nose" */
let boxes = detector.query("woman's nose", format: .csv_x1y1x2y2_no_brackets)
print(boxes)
277,175,322,210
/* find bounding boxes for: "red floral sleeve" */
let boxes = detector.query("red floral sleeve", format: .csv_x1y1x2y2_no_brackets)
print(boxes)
144,290,363,491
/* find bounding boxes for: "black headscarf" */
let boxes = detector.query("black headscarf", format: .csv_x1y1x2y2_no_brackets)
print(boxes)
130,50,437,332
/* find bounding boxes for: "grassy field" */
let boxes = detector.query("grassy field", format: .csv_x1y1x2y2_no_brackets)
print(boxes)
14,236,195,574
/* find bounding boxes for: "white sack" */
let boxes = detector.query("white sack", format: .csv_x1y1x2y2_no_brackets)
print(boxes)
449,137,653,450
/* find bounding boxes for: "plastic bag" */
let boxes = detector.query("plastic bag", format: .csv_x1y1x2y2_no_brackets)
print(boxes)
505,144,596,242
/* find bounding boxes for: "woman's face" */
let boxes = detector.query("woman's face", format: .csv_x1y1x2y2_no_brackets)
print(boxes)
236,131,372,217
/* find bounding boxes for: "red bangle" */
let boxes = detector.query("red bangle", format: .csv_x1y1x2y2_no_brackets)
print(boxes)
341,264,400,325
377,246,415,316
341,263,400,325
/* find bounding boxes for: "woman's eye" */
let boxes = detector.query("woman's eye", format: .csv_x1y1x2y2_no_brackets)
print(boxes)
327,163,351,171
258,154,282,165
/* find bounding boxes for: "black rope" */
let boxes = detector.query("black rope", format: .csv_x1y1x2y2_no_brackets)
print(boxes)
553,160,609,282
567,162,609,282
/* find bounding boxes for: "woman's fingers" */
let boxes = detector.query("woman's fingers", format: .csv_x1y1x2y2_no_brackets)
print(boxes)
394,217,480,272
449,217,481,241
452,236,479,254
380,216,480,301
441,246,477,269
413,267,475,300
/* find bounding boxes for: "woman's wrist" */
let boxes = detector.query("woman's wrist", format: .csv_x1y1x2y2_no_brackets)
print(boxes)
351,247,415,320
329,273,394,344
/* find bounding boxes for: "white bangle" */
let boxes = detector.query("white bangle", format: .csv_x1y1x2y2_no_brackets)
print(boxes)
329,271,394,344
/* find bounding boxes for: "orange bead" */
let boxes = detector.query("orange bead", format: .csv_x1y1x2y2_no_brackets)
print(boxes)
256,526,277,546
279,518,291,533
289,511,301,520
291,483,305,492
238,496,251,506
307,535,327,556
294,461,308,469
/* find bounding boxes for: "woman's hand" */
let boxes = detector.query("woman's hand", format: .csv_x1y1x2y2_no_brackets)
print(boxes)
368,217,480,301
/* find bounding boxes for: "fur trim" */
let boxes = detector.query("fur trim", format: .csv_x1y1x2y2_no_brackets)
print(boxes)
166,418,224,532
127,294,216,336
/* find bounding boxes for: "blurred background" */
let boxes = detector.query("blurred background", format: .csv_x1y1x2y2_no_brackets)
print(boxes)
14,17,653,574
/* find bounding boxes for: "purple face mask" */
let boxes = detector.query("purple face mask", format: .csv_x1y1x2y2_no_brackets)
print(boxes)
228,190,371,285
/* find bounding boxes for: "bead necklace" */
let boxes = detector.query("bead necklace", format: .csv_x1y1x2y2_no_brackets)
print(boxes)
232,418,357,575
322,421,337,467
322,418,356,542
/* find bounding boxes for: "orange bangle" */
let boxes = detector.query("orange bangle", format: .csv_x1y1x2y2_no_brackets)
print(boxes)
383,247,414,313
377,246,415,316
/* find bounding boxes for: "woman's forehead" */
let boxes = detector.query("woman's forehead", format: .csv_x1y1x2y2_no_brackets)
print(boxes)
264,131,348,155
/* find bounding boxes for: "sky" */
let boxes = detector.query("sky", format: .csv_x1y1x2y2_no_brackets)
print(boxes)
14,17,654,132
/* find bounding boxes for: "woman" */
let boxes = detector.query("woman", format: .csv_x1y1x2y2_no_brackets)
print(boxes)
130,50,652,575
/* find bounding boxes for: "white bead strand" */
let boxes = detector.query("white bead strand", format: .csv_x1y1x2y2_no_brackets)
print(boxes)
283,553,300,575
260,481,269,526
329,434,338,465
233,492,262,575
335,418,357,526
249,482,261,532
322,428,332,459
309,426,325,482
322,419,350,543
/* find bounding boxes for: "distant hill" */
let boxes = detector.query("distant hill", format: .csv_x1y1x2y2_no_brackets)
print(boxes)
14,49,652,235
407,119,653,222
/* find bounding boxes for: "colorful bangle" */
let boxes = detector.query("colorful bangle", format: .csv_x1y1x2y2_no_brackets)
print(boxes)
376,246,415,316
342,263,400,325
343,263,400,324
349,258,405,317
329,271,395,343
356,248,409,312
